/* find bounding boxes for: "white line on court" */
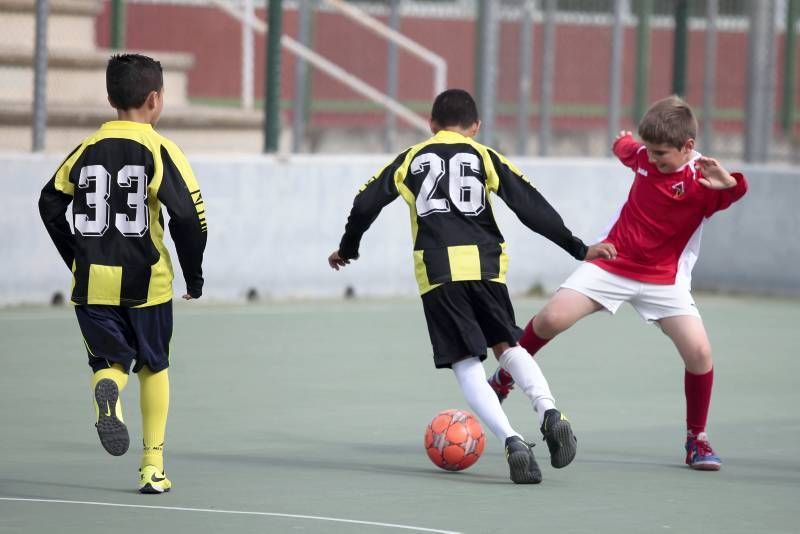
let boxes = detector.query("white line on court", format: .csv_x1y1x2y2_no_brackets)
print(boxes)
0,301,413,321
0,497,462,534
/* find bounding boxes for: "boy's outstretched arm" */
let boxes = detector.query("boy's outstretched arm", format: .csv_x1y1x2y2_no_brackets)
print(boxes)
488,150,615,261
612,130,640,169
157,144,207,299
330,154,404,270
695,157,738,189
696,157,748,216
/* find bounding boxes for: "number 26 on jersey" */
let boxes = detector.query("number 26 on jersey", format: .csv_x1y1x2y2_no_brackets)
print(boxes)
412,152,486,217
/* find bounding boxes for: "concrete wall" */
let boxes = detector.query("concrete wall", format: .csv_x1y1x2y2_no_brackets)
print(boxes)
3,153,798,305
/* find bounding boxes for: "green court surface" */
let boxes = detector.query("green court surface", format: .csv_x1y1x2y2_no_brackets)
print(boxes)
1,295,798,533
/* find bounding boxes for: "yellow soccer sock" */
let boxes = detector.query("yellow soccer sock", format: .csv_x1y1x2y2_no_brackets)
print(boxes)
139,367,170,471
91,364,128,422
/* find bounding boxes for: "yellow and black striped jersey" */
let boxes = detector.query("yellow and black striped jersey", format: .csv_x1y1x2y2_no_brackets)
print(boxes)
39,120,207,307
338,129,587,294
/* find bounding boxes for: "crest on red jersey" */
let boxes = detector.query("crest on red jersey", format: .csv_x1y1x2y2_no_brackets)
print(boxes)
671,181,685,198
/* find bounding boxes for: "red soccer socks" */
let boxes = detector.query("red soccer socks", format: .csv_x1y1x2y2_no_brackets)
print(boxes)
685,368,713,436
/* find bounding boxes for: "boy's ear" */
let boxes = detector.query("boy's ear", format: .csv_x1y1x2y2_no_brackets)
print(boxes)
145,90,159,110
107,95,117,109
470,120,481,137
430,119,440,135
683,138,696,152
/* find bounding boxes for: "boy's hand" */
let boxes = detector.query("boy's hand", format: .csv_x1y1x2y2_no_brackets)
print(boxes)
695,157,737,190
182,293,194,300
585,242,617,261
614,130,633,143
328,250,352,271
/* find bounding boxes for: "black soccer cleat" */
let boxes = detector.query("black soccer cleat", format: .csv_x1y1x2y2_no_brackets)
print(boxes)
540,409,577,469
504,436,542,484
94,378,129,456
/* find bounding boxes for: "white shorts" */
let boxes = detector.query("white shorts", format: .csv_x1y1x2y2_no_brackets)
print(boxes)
560,263,701,323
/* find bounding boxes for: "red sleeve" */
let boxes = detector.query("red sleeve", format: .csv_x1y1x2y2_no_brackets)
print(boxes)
704,172,748,217
612,135,642,170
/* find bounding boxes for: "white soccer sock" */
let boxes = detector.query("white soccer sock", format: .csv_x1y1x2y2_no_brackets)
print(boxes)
452,357,521,442
499,346,557,425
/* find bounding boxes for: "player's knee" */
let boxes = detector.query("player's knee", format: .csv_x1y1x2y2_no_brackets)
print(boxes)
685,343,713,373
535,308,571,337
698,344,713,365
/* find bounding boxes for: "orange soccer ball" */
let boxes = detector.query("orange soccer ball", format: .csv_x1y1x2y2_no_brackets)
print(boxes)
424,409,485,471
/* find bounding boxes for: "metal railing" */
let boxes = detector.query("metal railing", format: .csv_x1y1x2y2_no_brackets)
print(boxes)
220,0,447,129
323,0,447,97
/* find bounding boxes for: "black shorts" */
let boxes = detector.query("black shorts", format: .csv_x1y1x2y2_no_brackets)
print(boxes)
421,280,523,369
75,301,173,374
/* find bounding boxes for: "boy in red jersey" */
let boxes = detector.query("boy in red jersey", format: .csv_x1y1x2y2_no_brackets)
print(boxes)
488,95,747,470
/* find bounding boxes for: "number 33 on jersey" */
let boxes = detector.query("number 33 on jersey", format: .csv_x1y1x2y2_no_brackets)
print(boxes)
39,121,207,307
338,129,588,294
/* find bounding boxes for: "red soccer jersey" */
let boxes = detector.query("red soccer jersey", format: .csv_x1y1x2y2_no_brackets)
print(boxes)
591,135,748,285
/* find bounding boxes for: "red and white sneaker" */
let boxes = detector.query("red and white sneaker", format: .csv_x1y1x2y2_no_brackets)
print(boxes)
487,367,515,403
685,432,722,471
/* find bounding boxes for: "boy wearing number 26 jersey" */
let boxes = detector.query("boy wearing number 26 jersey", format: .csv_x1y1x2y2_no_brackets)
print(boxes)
38,54,207,494
329,89,615,484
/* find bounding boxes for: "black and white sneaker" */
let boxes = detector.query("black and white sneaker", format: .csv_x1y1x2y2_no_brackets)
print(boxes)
540,409,577,468
504,436,542,484
94,378,129,456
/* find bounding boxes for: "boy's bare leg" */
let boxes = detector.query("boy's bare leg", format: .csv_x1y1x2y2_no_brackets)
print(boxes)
657,315,712,374
657,315,714,434
658,315,721,470
530,288,604,340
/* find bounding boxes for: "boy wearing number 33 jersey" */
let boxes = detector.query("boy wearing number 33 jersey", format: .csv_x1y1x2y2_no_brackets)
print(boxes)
38,54,207,494
329,89,615,483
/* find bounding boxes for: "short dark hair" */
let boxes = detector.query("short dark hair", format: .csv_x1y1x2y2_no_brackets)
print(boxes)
431,89,479,129
638,95,697,149
106,53,163,110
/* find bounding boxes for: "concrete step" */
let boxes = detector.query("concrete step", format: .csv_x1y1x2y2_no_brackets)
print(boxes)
0,47,193,106
0,0,272,155
0,0,101,52
0,101,265,153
